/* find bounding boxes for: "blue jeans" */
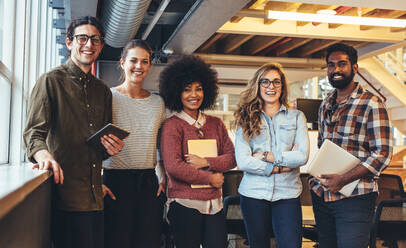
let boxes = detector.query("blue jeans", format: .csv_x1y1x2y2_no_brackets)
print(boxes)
240,195,302,248
311,191,377,248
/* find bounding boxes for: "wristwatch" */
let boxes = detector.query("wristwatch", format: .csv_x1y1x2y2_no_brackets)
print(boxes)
261,152,268,162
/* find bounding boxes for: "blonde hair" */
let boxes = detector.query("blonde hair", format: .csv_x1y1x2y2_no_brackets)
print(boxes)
234,63,289,140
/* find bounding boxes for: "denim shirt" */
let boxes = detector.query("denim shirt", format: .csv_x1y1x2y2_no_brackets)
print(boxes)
235,106,309,202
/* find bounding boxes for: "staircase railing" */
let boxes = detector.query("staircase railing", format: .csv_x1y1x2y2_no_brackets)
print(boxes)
376,48,406,84
357,71,386,102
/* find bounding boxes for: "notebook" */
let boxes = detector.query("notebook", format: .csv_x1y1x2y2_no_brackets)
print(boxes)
308,139,361,197
187,139,218,188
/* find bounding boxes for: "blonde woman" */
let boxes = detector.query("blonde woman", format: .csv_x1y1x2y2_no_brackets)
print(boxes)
234,63,309,248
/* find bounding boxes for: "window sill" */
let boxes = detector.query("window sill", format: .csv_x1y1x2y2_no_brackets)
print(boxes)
0,164,52,219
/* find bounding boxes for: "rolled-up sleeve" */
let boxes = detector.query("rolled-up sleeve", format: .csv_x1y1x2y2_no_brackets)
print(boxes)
362,100,392,176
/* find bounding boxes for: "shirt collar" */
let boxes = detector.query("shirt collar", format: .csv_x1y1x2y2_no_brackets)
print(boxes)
66,59,94,82
261,104,288,117
325,82,362,111
175,110,206,128
279,104,288,113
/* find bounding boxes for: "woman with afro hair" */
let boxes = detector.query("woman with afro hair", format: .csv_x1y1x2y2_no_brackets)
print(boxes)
159,55,236,248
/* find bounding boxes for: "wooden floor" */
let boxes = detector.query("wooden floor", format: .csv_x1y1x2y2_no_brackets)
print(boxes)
302,238,317,248
227,236,406,247
226,236,317,248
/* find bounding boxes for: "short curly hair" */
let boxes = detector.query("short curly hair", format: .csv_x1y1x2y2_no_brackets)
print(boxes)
159,55,219,112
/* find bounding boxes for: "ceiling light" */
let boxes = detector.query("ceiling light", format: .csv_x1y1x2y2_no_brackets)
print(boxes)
268,10,406,28
316,9,336,15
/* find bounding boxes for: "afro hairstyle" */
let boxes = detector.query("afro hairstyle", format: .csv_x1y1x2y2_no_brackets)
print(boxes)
159,55,219,112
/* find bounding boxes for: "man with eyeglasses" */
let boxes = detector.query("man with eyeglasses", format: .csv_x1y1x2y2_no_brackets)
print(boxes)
23,16,124,248
309,43,392,248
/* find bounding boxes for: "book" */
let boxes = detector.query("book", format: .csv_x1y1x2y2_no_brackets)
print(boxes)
307,139,361,197
86,123,130,151
187,139,218,188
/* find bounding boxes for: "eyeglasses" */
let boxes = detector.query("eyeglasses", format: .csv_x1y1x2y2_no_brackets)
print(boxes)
259,78,282,88
72,34,104,46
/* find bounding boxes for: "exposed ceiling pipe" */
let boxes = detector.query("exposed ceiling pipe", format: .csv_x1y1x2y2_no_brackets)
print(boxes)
142,0,171,40
100,0,152,48
162,0,204,52
160,0,250,55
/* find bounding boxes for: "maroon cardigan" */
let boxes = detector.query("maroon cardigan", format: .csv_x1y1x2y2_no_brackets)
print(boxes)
160,114,236,201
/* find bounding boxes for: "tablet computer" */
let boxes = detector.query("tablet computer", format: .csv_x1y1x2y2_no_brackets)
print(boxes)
86,123,130,150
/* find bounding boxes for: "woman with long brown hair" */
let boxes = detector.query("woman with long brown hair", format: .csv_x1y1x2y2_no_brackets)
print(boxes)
234,63,309,248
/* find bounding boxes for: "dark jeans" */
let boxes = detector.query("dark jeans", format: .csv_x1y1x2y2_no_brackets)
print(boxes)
103,169,165,248
240,195,302,248
311,191,377,248
52,209,104,248
167,201,227,248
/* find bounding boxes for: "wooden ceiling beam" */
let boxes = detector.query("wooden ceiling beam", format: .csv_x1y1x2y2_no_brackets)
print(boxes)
199,33,223,52
261,37,292,55
296,4,338,26
194,53,326,68
219,17,406,43
264,1,303,25
231,0,268,23
360,10,406,30
244,36,284,55
341,41,369,49
223,35,255,53
328,7,375,29
295,39,341,56
276,38,313,55
391,27,406,32
364,9,406,18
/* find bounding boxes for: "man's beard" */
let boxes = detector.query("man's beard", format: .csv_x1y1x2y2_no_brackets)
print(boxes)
328,69,355,90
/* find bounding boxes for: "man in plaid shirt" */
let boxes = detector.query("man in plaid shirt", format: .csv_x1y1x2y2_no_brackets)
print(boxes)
309,43,392,248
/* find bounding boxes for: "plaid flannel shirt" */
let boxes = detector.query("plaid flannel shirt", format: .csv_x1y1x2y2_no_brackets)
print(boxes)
309,83,392,202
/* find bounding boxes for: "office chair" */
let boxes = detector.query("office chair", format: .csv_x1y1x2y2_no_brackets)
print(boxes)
222,170,279,247
300,173,318,247
222,170,246,247
300,173,313,206
370,198,406,248
377,174,406,204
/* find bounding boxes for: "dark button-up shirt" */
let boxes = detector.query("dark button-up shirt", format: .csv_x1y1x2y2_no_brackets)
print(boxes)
310,83,392,202
23,59,112,211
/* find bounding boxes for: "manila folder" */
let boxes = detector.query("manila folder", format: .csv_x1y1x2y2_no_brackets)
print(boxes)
308,139,361,197
188,139,218,188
